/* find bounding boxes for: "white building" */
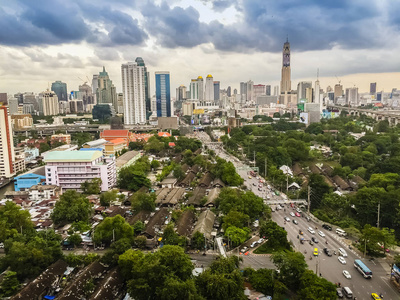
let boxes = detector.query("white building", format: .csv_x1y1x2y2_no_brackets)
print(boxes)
346,87,359,106
190,76,204,100
39,90,59,116
121,62,146,125
204,74,214,101
0,103,15,178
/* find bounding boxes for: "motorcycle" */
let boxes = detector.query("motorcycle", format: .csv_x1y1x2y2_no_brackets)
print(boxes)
309,256,312,260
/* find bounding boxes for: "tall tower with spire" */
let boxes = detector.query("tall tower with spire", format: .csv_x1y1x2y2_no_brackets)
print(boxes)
280,38,291,94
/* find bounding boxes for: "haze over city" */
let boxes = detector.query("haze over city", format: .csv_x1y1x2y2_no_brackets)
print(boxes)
1,0,400,94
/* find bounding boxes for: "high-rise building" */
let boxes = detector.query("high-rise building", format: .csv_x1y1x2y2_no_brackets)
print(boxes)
227,86,231,97
314,79,321,104
266,85,271,96
96,67,117,112
246,80,254,101
273,85,279,96
233,88,237,95
121,61,146,125
280,38,291,94
79,82,94,112
297,81,312,102
39,90,59,116
155,71,171,117
51,81,68,102
0,100,15,178
8,98,19,115
240,82,247,102
198,76,204,101
213,81,220,101
253,84,266,98
334,84,343,100
190,76,204,100
134,58,150,118
92,75,99,104
345,87,359,106
205,74,214,101
326,86,333,93
176,85,187,101
370,82,377,94
117,93,124,114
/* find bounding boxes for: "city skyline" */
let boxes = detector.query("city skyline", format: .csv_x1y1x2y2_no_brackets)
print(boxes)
1,0,400,95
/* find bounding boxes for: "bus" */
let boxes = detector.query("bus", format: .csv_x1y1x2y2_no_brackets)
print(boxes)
249,170,257,177
354,259,373,279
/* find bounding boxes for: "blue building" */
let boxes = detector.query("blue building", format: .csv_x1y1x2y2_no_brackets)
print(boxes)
14,173,46,191
155,71,171,117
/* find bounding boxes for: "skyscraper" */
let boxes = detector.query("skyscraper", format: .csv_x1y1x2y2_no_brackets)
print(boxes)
51,81,68,102
121,61,146,125
334,84,343,100
205,75,214,101
226,86,231,97
345,87,359,106
190,76,204,100
96,67,117,111
155,71,171,117
266,85,271,96
297,81,312,102
135,57,150,119
240,82,247,101
370,82,377,94
280,38,291,94
246,80,254,101
0,100,15,178
176,85,187,101
213,81,220,101
79,82,94,112
39,90,59,116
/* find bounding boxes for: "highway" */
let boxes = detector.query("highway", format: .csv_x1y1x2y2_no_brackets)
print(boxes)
196,131,399,300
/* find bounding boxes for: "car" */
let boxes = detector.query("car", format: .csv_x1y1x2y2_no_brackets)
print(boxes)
250,241,258,248
338,248,348,257
338,256,347,264
336,288,344,298
323,248,332,256
253,183,257,186
292,219,298,225
240,247,248,253
296,208,302,213
313,248,318,256
308,227,315,234
371,293,382,300
306,216,311,222
258,188,262,191
295,212,301,217
322,224,332,231
318,230,325,237
284,217,290,222
271,208,275,212
342,270,351,279
257,238,264,244
290,212,295,217
248,176,252,179
309,240,314,245
298,229,303,235
311,237,319,243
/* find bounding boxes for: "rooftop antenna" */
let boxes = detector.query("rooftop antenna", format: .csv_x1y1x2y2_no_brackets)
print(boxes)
317,69,319,81
286,34,288,43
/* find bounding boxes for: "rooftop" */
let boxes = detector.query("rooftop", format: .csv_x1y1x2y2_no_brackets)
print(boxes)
101,129,129,137
44,150,103,162
107,138,126,145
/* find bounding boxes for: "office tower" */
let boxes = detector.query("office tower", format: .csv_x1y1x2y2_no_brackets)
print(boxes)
176,85,187,101
227,86,231,97
315,78,321,104
334,84,343,100
246,80,254,101
0,93,7,103
240,82,247,101
8,98,18,114
280,38,291,94
214,81,220,101
233,88,237,95
92,75,99,104
266,85,271,96
0,101,15,178
96,67,117,110
305,87,313,103
39,90,59,116
155,71,171,117
14,93,24,105
253,84,266,98
134,58,150,118
117,93,124,114
345,87,359,106
326,86,333,93
370,82,377,94
51,81,68,102
297,81,312,102
197,76,204,101
190,76,204,100
273,85,279,96
121,61,146,125
205,75,214,101
79,82,94,112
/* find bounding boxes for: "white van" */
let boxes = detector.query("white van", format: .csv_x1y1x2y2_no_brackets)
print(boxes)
338,247,348,257
342,286,353,299
336,228,347,237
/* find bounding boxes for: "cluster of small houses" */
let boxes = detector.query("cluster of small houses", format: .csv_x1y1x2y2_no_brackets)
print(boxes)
9,148,234,299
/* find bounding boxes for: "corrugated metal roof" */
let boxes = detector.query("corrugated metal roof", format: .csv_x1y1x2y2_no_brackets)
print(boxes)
44,151,103,162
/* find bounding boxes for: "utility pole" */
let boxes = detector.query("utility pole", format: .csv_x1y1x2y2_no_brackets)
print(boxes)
286,174,289,193
377,202,381,228
307,186,311,215
265,157,267,177
253,151,256,168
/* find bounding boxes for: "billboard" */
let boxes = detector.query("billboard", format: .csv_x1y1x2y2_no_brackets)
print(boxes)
299,112,309,125
193,109,205,115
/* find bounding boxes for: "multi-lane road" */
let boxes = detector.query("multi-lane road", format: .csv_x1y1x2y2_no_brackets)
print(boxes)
196,132,399,299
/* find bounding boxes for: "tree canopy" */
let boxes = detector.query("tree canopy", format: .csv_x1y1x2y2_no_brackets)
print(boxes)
51,190,92,225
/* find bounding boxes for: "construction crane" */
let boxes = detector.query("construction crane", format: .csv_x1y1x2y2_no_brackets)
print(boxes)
77,77,87,85
335,75,341,85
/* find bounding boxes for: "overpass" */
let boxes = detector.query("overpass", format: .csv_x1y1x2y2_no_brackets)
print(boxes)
327,105,400,126
266,199,307,205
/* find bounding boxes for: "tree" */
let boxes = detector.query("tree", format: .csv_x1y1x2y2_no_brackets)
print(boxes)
150,159,161,170
118,164,151,191
71,132,93,147
245,268,286,298
93,215,134,245
297,270,336,300
224,226,250,247
67,233,82,248
173,165,185,180
51,190,92,225
0,271,19,297
81,178,102,195
162,224,186,246
39,142,50,153
222,210,250,230
0,201,34,242
134,235,147,249
131,192,156,213
259,221,290,250
144,136,165,154
100,190,118,207
133,220,145,235
191,231,205,250
271,251,307,291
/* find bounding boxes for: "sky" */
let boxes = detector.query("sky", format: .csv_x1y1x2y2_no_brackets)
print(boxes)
1,0,400,97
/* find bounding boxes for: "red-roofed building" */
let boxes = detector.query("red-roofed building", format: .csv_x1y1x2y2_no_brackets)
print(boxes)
158,132,171,138
100,129,134,145
105,138,128,156
169,142,175,147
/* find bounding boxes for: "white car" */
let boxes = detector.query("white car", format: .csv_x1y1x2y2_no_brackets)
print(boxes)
338,256,347,264
296,208,301,213
284,217,291,222
250,241,258,248
257,238,264,244
342,270,351,279
318,231,325,237
240,247,248,253
290,212,295,217
308,227,315,234
338,248,348,257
